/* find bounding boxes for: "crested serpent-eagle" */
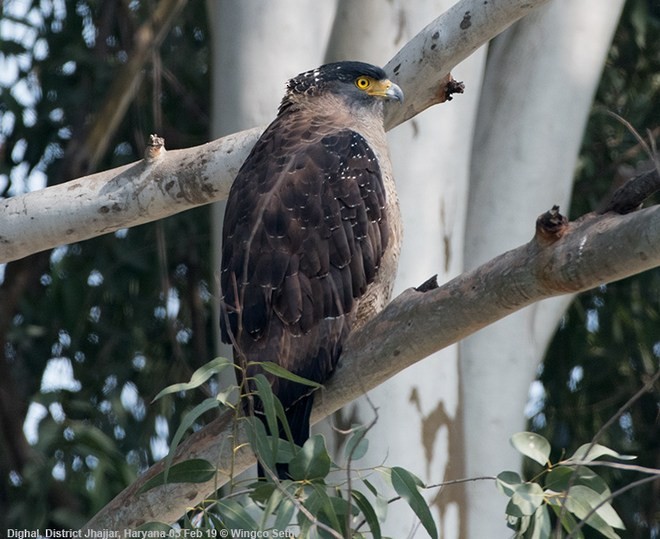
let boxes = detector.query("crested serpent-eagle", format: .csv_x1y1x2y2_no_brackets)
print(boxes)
220,61,403,479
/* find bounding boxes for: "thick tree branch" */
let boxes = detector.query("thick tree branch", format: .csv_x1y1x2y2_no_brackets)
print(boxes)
382,0,548,127
83,204,660,530
0,0,551,264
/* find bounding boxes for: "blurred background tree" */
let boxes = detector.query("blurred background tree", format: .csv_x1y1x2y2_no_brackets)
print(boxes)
527,1,660,536
0,0,214,528
0,0,657,536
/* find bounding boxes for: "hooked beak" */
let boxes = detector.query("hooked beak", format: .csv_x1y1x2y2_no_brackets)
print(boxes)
384,80,404,103
368,79,404,103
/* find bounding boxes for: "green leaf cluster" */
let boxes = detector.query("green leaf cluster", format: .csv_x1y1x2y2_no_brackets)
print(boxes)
498,432,635,539
142,368,441,538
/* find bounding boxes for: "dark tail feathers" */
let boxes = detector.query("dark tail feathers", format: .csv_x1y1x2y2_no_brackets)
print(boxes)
257,393,314,480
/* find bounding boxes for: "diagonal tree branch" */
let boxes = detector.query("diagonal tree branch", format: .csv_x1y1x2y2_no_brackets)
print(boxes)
83,202,660,530
0,0,551,264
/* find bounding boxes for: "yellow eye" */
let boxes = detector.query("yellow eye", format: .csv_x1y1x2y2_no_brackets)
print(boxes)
355,76,371,90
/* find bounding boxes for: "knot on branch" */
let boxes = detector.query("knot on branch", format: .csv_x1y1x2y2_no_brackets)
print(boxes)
600,168,660,215
441,75,465,103
145,134,166,162
535,205,568,245
415,274,439,293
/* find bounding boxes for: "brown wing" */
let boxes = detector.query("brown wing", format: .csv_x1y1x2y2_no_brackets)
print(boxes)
219,112,388,409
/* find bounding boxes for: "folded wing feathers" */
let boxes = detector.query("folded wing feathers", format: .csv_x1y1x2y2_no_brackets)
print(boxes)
220,117,389,405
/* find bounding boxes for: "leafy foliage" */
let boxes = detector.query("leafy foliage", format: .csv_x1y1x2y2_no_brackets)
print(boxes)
499,432,643,539
129,368,650,539
140,370,442,539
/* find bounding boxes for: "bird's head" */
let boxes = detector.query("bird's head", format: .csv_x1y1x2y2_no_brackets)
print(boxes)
280,61,404,114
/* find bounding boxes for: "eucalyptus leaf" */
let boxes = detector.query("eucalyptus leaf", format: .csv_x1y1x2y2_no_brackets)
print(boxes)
510,432,551,466
152,357,232,402
249,480,276,505
506,482,544,517
530,505,551,539
517,515,531,535
163,397,219,482
253,374,281,456
258,361,323,388
272,390,295,445
375,493,389,524
545,465,611,496
273,497,295,533
351,490,382,539
244,415,277,477
289,434,331,481
363,478,378,496
564,499,620,539
302,483,344,533
216,499,260,531
549,503,585,539
344,426,369,461
505,513,520,531
390,466,438,539
496,470,522,497
544,466,573,492
566,485,625,531
566,443,636,463
362,478,389,525
260,486,283,529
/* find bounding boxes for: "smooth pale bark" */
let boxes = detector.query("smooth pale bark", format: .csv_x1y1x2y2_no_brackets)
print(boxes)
207,0,336,137
82,203,660,530
460,1,626,537
323,1,485,537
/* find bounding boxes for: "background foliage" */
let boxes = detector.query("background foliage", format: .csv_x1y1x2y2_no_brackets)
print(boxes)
530,1,660,536
0,0,658,535
1,0,213,529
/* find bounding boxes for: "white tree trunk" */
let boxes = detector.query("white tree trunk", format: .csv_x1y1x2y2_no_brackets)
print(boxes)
206,0,336,360
322,2,486,537
460,1,625,537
